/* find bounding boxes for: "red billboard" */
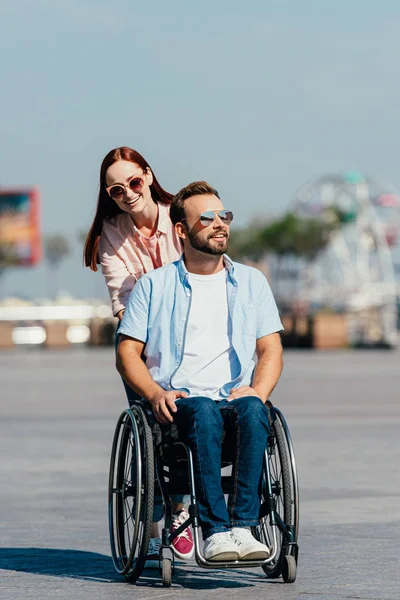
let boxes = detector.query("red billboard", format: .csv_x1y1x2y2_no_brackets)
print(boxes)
0,188,41,266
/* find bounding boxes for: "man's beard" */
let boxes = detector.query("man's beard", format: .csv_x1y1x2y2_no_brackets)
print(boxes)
187,228,229,255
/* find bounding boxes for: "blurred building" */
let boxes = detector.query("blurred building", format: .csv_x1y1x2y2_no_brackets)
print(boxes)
0,296,115,349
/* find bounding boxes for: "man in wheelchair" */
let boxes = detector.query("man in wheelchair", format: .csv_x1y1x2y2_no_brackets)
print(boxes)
117,181,284,562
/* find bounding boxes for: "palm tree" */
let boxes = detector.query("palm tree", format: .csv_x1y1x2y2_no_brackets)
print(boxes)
44,234,70,298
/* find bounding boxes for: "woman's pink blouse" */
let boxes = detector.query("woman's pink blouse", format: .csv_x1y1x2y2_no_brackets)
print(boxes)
99,203,182,315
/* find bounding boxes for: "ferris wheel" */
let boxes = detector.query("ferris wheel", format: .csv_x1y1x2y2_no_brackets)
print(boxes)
290,172,400,347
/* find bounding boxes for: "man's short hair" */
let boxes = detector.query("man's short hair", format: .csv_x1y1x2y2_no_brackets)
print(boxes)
170,181,220,226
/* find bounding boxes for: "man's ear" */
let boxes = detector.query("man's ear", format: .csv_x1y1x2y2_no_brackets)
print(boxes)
144,167,153,187
175,222,187,240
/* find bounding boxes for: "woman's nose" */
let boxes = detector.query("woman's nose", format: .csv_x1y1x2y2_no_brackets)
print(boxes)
125,186,136,199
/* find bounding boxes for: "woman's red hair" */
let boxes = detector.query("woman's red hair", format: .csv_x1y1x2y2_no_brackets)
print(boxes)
84,146,174,271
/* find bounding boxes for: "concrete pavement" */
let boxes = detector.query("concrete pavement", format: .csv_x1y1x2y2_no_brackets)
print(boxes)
1,348,399,599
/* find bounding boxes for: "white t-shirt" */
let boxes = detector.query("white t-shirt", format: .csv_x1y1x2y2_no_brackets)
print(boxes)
172,269,240,399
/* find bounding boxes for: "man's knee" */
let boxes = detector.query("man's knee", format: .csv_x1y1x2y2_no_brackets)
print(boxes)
176,396,223,426
232,396,270,430
175,397,224,452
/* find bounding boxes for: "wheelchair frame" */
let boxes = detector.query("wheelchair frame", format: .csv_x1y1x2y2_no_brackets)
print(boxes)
108,400,299,587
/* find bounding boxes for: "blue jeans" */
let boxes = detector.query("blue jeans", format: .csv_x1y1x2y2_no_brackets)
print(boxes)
115,326,187,521
174,396,271,539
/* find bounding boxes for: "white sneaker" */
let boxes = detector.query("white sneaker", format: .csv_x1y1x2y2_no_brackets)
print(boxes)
203,531,239,561
145,537,161,568
231,527,270,560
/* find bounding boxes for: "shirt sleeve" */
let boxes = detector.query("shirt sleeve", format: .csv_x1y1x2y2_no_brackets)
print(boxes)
118,276,151,343
256,274,284,339
99,231,137,316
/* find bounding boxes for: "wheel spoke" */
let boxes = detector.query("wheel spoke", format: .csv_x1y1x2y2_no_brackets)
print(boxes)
124,436,134,482
123,498,133,526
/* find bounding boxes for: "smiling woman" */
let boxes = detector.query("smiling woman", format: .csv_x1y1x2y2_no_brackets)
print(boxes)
84,146,182,319
83,146,191,561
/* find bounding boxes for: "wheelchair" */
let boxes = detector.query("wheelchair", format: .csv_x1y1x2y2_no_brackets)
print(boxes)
108,399,299,587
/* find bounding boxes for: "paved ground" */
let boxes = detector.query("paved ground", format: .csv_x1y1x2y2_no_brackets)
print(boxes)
1,347,399,600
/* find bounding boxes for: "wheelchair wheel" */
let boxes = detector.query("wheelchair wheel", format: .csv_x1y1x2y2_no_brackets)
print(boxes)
108,406,154,582
162,557,172,587
256,410,299,580
282,554,297,583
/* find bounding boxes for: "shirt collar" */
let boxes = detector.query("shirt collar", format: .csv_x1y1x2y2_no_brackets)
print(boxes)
176,254,235,284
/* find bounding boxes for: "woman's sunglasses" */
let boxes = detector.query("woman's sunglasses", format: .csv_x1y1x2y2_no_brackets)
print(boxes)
193,209,234,227
106,176,144,201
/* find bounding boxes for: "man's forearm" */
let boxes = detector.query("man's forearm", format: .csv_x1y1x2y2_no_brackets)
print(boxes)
116,346,163,402
251,347,283,402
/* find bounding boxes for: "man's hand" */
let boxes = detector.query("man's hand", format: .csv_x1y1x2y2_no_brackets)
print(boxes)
148,389,188,424
227,386,264,402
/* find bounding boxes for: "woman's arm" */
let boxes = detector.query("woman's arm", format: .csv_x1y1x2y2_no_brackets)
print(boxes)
99,232,137,316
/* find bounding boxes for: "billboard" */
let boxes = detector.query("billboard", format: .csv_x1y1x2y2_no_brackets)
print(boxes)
0,188,41,266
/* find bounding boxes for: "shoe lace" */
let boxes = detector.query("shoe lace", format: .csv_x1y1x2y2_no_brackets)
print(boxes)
232,528,254,545
211,531,234,544
172,510,191,541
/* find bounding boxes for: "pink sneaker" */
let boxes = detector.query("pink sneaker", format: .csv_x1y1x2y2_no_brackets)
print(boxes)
171,509,194,560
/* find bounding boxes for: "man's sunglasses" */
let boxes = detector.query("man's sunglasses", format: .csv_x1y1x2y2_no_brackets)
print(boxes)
182,209,234,227
106,176,144,201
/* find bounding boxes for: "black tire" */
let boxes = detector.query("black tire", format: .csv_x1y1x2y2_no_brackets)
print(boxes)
162,557,172,587
255,413,297,579
276,408,299,544
282,554,297,583
108,406,154,582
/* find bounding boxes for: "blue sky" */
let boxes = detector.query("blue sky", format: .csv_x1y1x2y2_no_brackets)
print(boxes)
1,0,400,300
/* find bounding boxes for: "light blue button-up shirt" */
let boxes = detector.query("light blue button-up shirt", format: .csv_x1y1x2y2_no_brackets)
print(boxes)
119,255,283,398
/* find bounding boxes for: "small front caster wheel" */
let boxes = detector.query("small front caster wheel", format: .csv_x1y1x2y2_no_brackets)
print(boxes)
162,557,172,587
282,554,297,583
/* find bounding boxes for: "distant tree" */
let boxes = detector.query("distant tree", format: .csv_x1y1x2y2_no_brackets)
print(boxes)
44,234,70,298
294,218,333,261
0,242,19,293
228,212,341,301
228,222,266,261
0,241,19,268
